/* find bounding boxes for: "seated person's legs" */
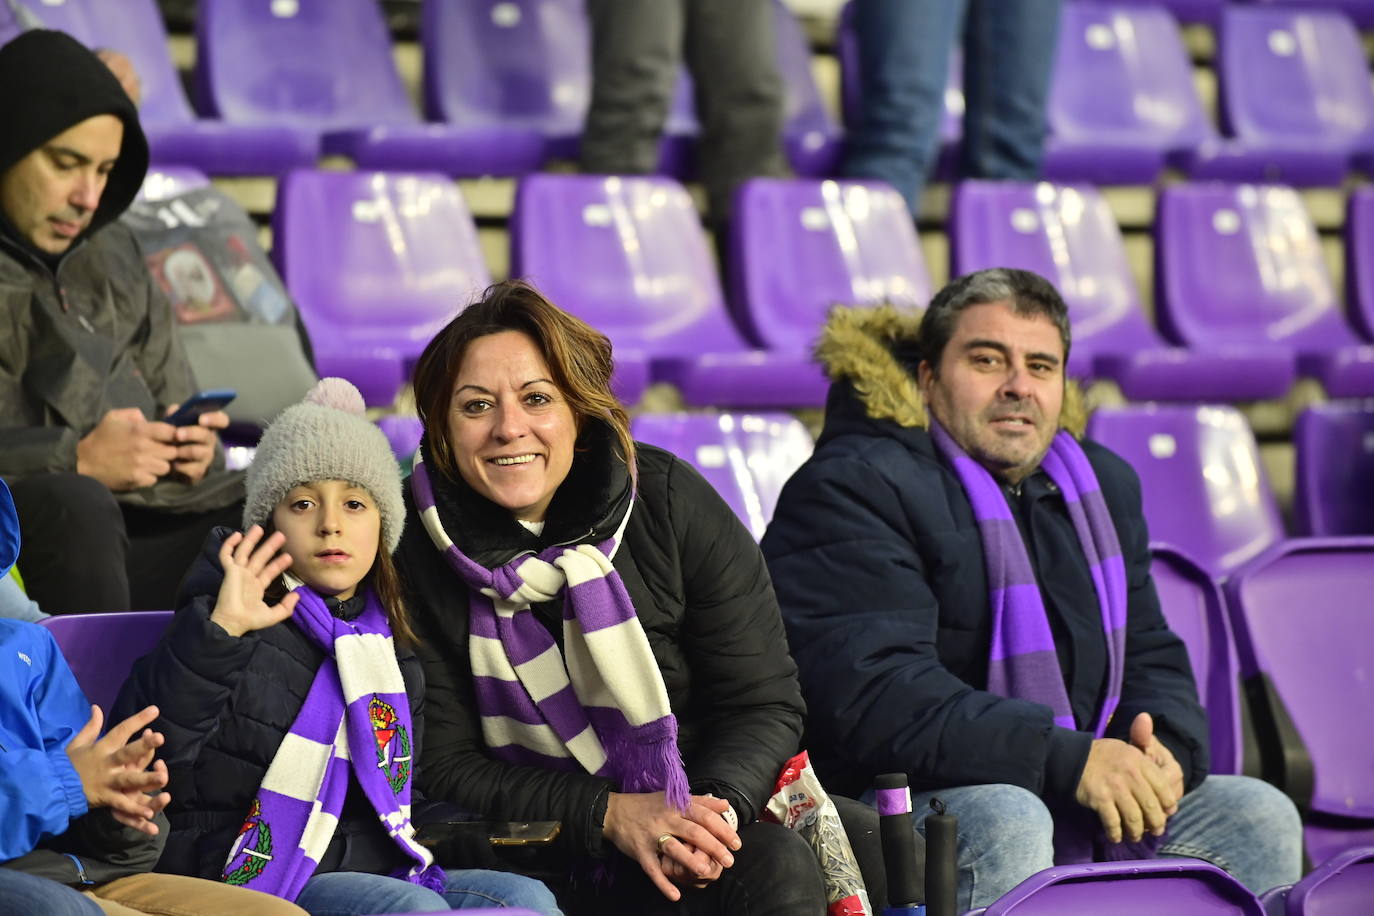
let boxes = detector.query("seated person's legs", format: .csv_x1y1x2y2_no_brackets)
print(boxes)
9,472,129,613
0,869,104,916
1159,774,1302,895
439,868,563,912
294,871,451,915
90,873,308,915
708,819,828,915
908,784,1055,911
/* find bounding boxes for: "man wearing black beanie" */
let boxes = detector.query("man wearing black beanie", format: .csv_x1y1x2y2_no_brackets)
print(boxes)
0,30,243,615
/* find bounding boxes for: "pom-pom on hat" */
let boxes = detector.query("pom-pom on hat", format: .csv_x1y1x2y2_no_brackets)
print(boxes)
243,378,405,554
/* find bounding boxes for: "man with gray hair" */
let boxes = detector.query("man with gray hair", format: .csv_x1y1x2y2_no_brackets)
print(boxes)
762,268,1301,910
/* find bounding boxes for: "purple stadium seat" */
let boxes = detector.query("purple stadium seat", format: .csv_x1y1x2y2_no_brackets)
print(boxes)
1149,545,1243,775
1042,4,1215,184
772,0,842,177
419,0,584,173
42,612,173,715
730,177,930,354
1263,846,1374,915
1108,0,1224,25
377,415,424,463
511,173,828,407
1344,188,1374,343
631,413,813,541
1086,405,1284,576
975,860,1263,915
272,170,491,408
1157,184,1374,397
835,1,963,179
0,0,314,175
137,166,211,203
1224,539,1374,865
949,180,1296,399
1293,403,1374,536
1190,7,1374,187
198,0,524,176
1252,0,1374,30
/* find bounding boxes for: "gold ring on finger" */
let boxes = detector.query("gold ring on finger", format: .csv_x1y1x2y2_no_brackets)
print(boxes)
656,833,674,850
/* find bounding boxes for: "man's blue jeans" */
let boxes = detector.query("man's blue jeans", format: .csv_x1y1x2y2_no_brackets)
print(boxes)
897,775,1302,910
841,0,1063,216
294,868,562,916
0,870,103,916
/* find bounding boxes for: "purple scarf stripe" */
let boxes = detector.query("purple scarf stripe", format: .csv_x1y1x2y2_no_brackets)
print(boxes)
987,589,1062,660
497,615,560,667
562,576,639,632
929,417,1144,865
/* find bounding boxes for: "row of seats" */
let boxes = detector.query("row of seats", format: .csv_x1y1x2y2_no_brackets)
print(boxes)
14,0,1374,188
161,164,1374,409
0,0,833,178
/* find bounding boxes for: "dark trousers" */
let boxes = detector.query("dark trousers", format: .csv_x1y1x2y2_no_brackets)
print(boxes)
8,472,242,613
581,0,789,223
554,796,894,916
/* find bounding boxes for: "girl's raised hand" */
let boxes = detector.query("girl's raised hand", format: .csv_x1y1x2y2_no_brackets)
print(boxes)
210,526,300,637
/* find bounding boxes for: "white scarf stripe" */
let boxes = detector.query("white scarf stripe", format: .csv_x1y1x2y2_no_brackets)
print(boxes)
583,621,673,726
566,726,609,773
562,621,618,710
300,804,339,863
559,545,615,588
480,715,575,756
419,505,453,550
334,632,406,703
470,634,521,681
259,733,336,802
513,556,564,599
514,645,574,703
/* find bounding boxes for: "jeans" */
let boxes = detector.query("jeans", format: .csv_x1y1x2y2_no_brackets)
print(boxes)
294,869,562,916
0,870,103,916
900,775,1302,910
841,0,1063,216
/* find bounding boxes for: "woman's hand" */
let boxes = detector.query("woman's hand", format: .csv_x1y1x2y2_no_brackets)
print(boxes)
602,791,741,901
210,526,299,638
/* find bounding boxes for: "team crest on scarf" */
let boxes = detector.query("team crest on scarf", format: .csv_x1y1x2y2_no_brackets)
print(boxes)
369,696,411,794
223,797,274,886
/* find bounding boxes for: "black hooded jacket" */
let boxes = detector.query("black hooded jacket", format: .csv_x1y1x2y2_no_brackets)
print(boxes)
761,307,1209,802
0,30,240,511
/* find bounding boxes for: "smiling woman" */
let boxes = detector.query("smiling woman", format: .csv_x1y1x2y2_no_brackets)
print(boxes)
397,280,860,915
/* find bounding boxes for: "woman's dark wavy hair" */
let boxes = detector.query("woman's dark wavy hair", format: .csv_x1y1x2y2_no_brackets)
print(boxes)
410,279,635,480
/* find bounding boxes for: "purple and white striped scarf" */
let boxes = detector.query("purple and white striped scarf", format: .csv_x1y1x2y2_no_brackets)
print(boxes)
929,418,1156,862
221,586,443,901
410,447,691,812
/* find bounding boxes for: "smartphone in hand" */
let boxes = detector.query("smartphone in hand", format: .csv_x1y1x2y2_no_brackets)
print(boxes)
165,389,236,426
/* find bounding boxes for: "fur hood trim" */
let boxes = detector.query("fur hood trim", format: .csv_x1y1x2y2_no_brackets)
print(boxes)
814,305,1086,437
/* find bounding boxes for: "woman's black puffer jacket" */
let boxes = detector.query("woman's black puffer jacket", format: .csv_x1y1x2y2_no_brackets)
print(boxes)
398,434,806,859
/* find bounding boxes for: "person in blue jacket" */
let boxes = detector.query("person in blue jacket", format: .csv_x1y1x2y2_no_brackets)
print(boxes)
0,479,308,914
762,269,1302,910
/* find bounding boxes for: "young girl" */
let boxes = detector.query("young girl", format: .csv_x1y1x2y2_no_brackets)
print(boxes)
114,379,561,916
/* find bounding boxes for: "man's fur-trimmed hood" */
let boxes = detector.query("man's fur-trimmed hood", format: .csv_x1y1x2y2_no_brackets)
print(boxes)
814,305,1086,436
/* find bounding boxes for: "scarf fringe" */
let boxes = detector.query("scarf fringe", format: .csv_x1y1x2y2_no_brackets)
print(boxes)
606,717,691,812
394,862,447,894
